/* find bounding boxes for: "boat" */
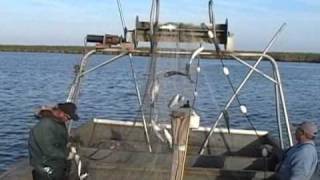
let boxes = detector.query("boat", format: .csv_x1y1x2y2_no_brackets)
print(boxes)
1,0,318,179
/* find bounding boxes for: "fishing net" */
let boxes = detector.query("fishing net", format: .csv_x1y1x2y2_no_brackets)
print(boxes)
65,1,288,179
69,9,209,180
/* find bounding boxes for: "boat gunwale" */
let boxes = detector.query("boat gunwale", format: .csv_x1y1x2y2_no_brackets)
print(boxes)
93,118,269,136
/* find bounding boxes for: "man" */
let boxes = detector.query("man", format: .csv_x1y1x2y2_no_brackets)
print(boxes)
28,102,79,180
277,121,318,180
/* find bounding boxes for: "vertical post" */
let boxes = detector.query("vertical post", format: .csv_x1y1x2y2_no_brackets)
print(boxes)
273,63,293,147
274,71,284,149
170,108,191,180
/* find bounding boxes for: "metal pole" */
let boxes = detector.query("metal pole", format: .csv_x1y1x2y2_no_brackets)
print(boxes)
67,51,127,134
116,0,127,36
148,0,160,135
67,49,96,103
231,54,277,84
274,64,293,146
199,23,287,154
274,70,284,149
80,52,128,77
67,49,96,134
128,53,153,152
208,0,216,38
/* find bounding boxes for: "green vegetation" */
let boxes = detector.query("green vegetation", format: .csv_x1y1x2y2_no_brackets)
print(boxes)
0,45,86,54
0,44,319,63
267,52,320,62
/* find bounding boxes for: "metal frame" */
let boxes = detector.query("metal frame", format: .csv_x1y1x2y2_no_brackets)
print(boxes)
66,49,153,152
66,0,293,157
67,47,293,152
59,1,296,180
66,47,293,151
237,53,293,146
198,52,293,154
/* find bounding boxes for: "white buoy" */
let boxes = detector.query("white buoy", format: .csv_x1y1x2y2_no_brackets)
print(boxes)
194,91,198,97
208,30,214,38
151,79,160,102
240,105,247,114
223,67,230,76
197,66,201,73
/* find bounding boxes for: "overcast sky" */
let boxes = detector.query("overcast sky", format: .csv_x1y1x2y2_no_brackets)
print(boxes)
1,0,320,52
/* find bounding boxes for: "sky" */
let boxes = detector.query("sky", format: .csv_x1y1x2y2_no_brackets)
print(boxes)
0,0,320,52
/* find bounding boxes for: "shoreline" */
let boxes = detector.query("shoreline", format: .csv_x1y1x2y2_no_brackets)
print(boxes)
1,45,320,63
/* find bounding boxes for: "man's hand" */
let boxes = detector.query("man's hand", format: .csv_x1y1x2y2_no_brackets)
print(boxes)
67,146,77,160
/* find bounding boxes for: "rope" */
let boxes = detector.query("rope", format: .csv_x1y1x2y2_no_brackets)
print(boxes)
116,0,127,39
128,53,152,152
147,0,160,139
208,0,216,38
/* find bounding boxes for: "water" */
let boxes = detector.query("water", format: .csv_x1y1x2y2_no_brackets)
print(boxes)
0,52,319,171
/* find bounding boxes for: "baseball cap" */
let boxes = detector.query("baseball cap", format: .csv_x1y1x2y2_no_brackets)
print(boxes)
57,102,79,121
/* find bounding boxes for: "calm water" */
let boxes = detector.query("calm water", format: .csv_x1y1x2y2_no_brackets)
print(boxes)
0,52,319,171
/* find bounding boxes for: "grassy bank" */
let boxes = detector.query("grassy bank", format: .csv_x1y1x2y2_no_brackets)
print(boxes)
1,45,319,63
0,45,85,54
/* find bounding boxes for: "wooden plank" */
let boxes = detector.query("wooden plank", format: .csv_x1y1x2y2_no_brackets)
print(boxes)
170,109,191,180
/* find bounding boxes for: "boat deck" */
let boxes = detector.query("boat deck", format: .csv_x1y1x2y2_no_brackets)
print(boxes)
73,119,280,180
0,119,282,180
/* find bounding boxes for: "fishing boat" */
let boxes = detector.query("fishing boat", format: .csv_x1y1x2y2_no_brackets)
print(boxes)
2,0,319,180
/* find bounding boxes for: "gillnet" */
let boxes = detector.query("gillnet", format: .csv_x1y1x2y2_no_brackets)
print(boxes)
64,0,293,180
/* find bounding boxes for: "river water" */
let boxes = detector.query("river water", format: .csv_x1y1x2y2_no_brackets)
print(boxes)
0,52,319,171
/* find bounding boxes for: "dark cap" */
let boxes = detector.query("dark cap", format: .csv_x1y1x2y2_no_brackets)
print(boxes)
57,102,79,121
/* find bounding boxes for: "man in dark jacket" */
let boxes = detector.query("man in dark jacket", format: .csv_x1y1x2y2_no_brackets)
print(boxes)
28,102,79,180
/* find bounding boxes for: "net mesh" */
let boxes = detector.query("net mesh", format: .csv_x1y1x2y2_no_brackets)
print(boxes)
72,23,206,179
68,1,282,179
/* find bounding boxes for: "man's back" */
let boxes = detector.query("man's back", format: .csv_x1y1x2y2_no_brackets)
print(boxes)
278,142,318,180
28,118,68,171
